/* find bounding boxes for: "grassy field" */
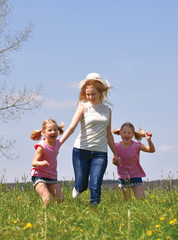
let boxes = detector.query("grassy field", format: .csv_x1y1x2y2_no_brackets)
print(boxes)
0,181,177,240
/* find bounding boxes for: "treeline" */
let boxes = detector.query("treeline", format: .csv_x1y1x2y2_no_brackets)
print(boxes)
102,179,178,190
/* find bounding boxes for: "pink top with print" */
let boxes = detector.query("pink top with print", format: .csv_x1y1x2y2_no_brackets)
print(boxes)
115,140,146,178
31,139,61,179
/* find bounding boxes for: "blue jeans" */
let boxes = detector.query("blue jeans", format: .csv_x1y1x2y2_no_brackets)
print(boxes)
72,147,108,205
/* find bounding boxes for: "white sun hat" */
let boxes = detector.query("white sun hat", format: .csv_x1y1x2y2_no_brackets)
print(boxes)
79,73,110,89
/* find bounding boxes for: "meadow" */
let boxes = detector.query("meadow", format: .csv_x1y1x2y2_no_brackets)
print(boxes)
0,181,177,240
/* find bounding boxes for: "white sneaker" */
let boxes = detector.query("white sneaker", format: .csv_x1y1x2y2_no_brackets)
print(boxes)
72,188,80,198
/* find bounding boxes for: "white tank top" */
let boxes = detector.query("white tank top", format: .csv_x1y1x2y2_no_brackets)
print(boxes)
74,102,110,152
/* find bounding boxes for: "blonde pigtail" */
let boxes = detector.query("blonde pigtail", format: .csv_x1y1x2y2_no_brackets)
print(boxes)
57,122,65,135
30,130,43,141
134,127,146,141
113,128,121,135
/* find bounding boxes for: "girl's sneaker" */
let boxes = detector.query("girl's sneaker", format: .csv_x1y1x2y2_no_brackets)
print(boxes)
72,188,80,198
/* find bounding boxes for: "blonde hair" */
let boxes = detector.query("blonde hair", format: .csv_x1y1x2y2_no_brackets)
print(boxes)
113,122,145,141
79,80,110,104
30,119,65,141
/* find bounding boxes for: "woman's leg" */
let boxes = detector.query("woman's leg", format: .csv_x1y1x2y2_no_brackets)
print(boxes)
35,182,51,205
133,185,145,199
48,183,64,203
72,148,90,193
89,151,107,205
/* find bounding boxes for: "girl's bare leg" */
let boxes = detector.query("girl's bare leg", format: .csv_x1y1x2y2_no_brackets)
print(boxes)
35,182,51,205
48,183,64,203
121,187,131,201
133,185,145,199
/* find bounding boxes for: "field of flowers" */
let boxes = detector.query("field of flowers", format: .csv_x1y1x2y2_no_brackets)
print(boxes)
0,181,177,240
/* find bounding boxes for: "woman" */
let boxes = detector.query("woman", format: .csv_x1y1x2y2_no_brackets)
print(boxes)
60,73,118,205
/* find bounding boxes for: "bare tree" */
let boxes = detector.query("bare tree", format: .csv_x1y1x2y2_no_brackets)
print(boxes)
0,0,43,158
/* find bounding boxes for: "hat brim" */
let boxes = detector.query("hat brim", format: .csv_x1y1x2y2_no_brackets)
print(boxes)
78,78,110,89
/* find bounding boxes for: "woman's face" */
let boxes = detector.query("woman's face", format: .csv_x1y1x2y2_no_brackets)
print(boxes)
85,85,101,105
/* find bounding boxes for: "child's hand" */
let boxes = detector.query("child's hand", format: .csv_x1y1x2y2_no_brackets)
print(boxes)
146,131,152,140
40,160,50,167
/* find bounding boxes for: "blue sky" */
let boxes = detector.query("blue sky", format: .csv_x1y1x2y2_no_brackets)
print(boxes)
1,0,178,183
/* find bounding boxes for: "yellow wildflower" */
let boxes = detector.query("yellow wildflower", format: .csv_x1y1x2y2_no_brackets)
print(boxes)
23,223,32,230
14,220,17,224
151,196,155,198
169,219,176,225
166,237,171,240
156,225,160,229
168,208,172,212
147,230,153,236
160,217,165,221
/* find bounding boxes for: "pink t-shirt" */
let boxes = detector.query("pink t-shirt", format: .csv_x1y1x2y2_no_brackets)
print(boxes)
115,140,146,178
31,139,61,179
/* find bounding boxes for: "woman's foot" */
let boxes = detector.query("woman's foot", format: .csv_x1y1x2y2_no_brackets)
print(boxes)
72,188,80,198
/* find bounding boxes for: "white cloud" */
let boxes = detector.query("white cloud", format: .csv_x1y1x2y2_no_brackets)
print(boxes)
66,82,79,89
157,144,178,153
44,99,77,109
53,81,78,89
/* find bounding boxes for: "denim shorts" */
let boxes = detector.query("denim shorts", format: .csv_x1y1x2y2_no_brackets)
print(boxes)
31,176,58,188
118,177,143,188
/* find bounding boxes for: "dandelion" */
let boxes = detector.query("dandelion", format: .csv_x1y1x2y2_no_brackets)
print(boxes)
169,219,176,225
160,217,165,221
120,223,125,227
156,225,160,229
166,237,171,240
147,230,153,236
14,220,17,224
151,196,155,198
23,223,32,230
17,196,22,199
168,208,172,212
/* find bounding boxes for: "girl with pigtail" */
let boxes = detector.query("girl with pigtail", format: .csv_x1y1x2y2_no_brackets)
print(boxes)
113,122,155,201
31,119,65,206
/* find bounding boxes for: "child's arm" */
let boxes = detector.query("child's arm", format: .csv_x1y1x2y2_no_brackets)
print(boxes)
32,146,49,167
140,131,155,153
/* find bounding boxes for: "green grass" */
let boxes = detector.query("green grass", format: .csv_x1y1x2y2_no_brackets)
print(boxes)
0,182,177,240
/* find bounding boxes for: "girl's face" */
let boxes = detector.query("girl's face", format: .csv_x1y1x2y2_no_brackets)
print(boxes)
43,123,58,145
85,85,101,105
120,126,134,146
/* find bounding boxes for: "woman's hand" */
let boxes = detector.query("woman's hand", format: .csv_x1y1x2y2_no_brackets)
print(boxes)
112,154,120,166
